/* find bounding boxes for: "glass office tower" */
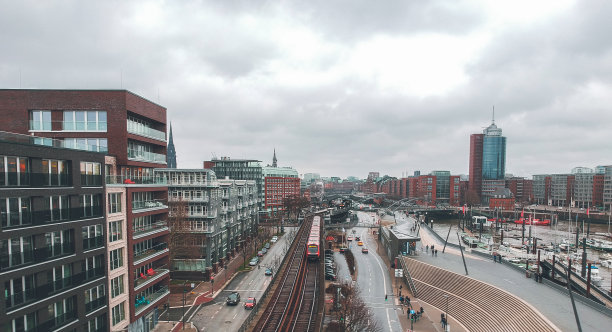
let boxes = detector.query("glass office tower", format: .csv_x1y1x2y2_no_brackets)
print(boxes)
482,122,506,180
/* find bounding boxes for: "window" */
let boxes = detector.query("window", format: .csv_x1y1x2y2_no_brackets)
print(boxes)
86,314,106,332
82,224,103,250
64,138,108,152
80,194,102,218
45,195,69,222
3,312,36,332
4,274,35,308
30,110,52,131
108,193,122,214
110,275,125,298
111,302,125,326
62,110,107,131
109,220,123,242
42,159,69,186
0,236,34,268
83,255,103,279
0,156,29,186
47,297,76,327
45,229,73,257
47,264,72,292
0,197,31,228
80,162,102,186
110,248,124,270
84,284,105,312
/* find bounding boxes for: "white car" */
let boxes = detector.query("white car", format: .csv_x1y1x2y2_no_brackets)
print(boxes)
271,236,278,243
249,257,259,266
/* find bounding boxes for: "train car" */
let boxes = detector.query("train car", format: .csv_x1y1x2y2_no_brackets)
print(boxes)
306,216,321,261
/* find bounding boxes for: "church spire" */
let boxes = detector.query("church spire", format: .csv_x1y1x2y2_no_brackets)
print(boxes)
167,122,177,168
272,148,277,167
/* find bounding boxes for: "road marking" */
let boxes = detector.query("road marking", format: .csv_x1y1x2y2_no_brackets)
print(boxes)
503,278,515,285
233,313,238,320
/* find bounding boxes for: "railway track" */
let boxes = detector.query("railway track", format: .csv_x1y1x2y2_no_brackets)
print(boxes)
253,216,320,332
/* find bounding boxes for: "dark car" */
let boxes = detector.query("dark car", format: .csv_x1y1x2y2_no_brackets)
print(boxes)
362,247,369,254
226,292,240,305
244,297,256,309
265,268,273,276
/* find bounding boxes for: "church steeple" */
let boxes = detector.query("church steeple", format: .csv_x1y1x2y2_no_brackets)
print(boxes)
167,122,177,168
272,148,277,167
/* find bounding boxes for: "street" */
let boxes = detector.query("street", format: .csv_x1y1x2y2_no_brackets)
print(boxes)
183,228,296,331
350,211,403,332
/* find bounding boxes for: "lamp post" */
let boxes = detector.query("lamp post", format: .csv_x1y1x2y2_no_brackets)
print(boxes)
182,282,187,330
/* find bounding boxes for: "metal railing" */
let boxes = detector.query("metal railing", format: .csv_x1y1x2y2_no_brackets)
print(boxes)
127,149,167,164
1,206,103,230
133,243,168,263
127,120,166,141
83,235,105,251
85,295,107,313
133,221,169,238
134,265,170,289
106,175,167,185
0,243,75,271
134,286,169,315
0,130,107,152
132,199,168,211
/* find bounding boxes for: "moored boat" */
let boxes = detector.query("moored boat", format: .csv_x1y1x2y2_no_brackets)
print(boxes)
514,218,551,226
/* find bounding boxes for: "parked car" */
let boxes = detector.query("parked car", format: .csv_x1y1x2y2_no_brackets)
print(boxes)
249,257,259,266
261,248,267,255
340,247,347,253
226,292,240,305
257,251,263,257
244,297,256,309
265,242,271,249
265,268,273,276
271,236,278,243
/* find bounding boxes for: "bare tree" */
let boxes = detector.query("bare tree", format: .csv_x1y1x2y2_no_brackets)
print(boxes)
331,282,381,332
168,199,201,268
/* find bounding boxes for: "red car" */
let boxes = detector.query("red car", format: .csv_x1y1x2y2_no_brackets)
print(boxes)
244,297,256,309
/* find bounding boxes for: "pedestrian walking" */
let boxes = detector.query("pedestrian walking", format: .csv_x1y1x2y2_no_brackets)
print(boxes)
435,249,438,256
431,244,435,252
385,294,388,301
426,245,429,253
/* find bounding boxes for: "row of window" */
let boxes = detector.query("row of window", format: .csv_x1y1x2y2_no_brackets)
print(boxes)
30,110,107,132
1,156,102,187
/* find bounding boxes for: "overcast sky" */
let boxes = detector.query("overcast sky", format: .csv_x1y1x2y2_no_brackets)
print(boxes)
2,0,612,179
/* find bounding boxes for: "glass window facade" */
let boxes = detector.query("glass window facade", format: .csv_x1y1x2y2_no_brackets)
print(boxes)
482,136,506,180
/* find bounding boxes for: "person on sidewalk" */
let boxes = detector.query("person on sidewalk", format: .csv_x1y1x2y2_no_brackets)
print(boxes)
426,245,429,253
435,249,438,256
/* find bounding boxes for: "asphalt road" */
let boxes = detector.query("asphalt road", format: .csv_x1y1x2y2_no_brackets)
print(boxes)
188,228,297,331
350,211,403,332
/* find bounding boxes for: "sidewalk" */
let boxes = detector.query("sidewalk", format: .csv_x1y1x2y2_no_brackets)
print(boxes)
374,216,467,332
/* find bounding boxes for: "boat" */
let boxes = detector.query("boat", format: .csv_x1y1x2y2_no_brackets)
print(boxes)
600,259,612,268
514,218,551,226
586,239,612,252
472,216,493,230
571,264,603,287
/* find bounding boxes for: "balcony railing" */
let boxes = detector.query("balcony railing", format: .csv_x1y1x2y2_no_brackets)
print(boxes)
5,267,104,311
134,286,169,315
85,295,107,313
0,130,107,153
133,221,169,239
83,235,105,251
169,196,209,203
132,199,168,211
106,175,167,186
80,174,103,186
133,243,168,265
1,206,103,230
127,121,166,141
31,311,77,332
127,149,167,164
134,265,170,290
167,180,218,187
0,243,75,271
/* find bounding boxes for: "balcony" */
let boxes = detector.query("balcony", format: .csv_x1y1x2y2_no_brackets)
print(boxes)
133,221,169,239
134,265,170,291
168,180,218,187
32,311,77,332
0,243,75,272
134,286,169,316
85,295,107,313
81,174,103,187
83,235,105,251
127,149,167,164
106,175,167,186
133,243,169,265
169,196,209,203
127,120,166,141
132,199,168,212
1,206,103,230
5,267,104,311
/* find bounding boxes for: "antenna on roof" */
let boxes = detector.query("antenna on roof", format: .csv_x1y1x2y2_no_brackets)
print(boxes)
492,105,495,124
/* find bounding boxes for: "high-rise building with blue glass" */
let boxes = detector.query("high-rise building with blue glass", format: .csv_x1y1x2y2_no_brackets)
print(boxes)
482,121,506,180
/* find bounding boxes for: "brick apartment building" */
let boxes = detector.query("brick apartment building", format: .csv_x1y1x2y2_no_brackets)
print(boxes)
0,89,169,332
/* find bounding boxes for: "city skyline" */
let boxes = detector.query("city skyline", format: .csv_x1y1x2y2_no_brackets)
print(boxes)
2,1,612,178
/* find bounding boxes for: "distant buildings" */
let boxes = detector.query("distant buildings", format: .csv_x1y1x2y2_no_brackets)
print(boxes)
204,158,264,208
262,151,300,213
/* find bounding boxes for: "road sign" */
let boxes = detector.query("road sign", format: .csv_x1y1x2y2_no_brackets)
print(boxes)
395,269,403,277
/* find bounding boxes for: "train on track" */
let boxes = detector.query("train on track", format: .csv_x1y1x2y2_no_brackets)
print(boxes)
306,216,321,261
